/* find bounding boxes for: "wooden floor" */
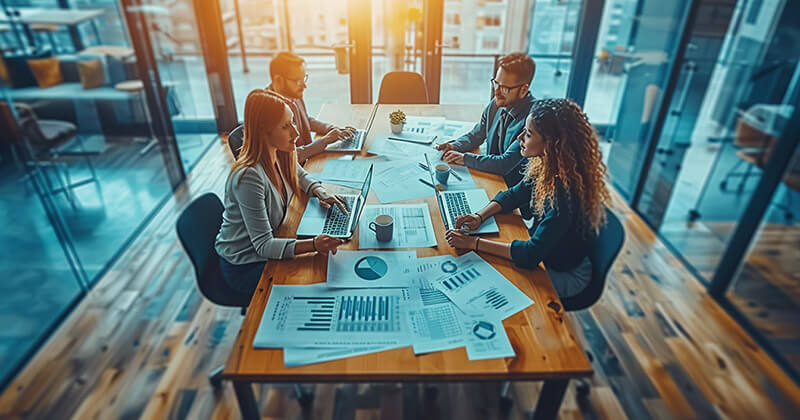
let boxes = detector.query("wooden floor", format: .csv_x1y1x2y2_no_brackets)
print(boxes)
2,140,800,420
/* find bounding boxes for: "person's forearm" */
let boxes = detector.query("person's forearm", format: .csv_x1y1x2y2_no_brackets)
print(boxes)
294,238,316,255
296,139,327,162
475,238,512,260
476,201,502,223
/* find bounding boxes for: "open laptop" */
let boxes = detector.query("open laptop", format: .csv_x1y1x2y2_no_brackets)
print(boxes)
425,154,499,235
296,164,374,238
325,129,367,152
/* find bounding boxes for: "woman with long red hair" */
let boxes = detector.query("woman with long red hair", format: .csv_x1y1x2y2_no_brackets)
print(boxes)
215,89,347,294
445,98,611,298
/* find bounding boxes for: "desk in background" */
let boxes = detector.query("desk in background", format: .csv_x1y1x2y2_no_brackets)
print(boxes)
222,104,593,420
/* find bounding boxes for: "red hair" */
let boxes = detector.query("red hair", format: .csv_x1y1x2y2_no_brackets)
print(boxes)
231,89,299,194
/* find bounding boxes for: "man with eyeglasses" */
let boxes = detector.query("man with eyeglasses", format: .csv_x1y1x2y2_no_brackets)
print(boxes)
438,52,535,182
268,51,356,162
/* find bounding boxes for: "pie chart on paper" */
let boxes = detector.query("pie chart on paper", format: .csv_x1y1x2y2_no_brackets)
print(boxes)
354,256,389,281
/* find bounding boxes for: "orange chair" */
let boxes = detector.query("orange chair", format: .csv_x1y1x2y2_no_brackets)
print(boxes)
377,71,429,104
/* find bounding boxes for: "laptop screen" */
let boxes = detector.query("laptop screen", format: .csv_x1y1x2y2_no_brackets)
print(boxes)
360,164,373,200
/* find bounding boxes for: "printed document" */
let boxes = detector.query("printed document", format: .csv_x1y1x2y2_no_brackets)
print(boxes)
326,250,416,288
358,204,437,249
402,257,468,353
283,343,407,368
430,252,534,320
253,284,411,348
462,314,516,360
371,160,436,203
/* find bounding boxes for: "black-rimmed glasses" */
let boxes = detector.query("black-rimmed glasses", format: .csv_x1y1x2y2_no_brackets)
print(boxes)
490,78,526,95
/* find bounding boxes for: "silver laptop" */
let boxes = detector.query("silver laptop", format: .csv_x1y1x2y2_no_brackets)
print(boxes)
425,154,499,235
296,164,374,238
325,129,367,152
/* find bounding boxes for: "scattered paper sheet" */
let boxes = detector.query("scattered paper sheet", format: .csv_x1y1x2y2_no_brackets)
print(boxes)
358,204,437,249
439,120,476,139
430,252,534,320
253,284,412,348
405,265,468,353
283,343,407,367
463,314,516,360
326,250,416,288
371,160,436,203
314,158,382,189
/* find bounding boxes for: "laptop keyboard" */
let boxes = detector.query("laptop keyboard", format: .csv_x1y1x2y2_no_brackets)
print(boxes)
329,131,362,150
322,196,357,236
444,192,471,228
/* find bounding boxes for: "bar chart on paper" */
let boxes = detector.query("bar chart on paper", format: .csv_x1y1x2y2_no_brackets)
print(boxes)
432,253,534,320
254,285,410,347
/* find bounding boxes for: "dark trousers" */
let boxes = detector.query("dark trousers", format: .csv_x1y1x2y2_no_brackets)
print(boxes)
218,256,267,295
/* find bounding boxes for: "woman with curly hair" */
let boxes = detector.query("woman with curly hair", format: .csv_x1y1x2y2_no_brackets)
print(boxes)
446,98,610,297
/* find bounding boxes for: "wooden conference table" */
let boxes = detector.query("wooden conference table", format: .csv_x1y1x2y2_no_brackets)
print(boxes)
223,104,593,419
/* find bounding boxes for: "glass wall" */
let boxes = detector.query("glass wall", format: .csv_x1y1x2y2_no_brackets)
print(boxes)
0,0,202,387
219,0,352,119
634,0,797,281
725,143,800,372
437,0,582,104
0,88,86,389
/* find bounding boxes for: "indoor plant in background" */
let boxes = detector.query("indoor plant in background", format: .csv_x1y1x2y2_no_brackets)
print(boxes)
390,109,406,134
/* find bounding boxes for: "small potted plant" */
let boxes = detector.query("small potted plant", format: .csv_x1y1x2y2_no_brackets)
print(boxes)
389,109,406,134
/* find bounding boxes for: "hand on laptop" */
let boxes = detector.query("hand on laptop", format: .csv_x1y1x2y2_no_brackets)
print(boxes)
313,235,344,254
445,229,478,251
312,187,349,214
321,128,351,145
455,214,482,231
442,150,465,166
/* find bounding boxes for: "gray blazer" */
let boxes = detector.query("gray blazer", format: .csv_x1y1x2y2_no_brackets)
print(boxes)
215,162,321,264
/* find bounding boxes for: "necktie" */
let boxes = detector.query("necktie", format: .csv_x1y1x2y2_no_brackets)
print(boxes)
491,109,510,155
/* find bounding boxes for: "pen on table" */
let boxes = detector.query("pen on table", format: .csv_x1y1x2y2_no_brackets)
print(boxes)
418,178,436,189
418,162,463,181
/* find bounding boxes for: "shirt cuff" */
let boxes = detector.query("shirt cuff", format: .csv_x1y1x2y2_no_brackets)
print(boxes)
509,239,531,268
463,153,478,168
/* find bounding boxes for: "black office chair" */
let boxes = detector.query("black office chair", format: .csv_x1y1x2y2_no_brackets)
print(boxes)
561,208,625,311
377,71,429,104
176,193,315,404
228,124,244,159
176,193,251,387
500,208,624,407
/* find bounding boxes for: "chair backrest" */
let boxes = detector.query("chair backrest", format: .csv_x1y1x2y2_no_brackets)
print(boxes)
228,124,244,159
176,193,252,307
561,208,625,312
377,71,429,104
0,102,22,145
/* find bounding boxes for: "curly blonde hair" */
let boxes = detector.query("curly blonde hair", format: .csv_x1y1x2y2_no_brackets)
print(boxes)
524,98,610,234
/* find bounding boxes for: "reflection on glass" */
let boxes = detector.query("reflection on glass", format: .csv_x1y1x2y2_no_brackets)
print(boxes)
0,88,85,388
726,144,800,373
635,0,798,281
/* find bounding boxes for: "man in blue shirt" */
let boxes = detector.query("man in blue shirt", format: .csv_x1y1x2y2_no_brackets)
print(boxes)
439,53,536,183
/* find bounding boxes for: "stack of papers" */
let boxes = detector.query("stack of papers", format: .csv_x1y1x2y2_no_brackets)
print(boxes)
253,252,533,367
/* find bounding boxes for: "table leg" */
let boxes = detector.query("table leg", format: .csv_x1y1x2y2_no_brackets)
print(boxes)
232,381,260,420
530,379,569,420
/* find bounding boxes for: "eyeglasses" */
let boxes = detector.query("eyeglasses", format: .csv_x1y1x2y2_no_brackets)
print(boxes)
490,78,526,95
285,74,309,85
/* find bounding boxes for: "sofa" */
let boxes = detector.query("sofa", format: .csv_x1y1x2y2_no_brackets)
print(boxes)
2,50,180,137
